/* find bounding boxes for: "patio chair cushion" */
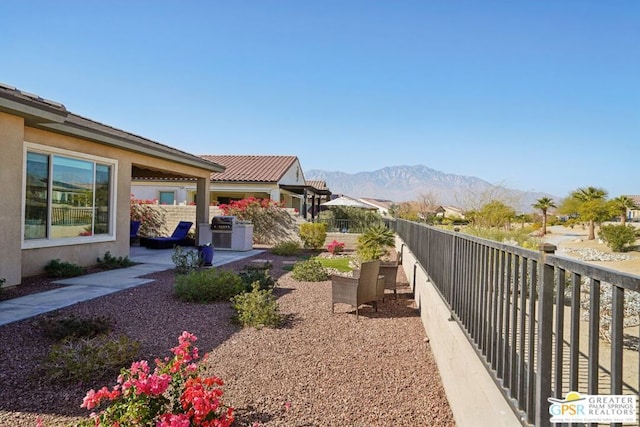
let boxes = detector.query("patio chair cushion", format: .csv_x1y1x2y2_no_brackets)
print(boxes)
141,221,193,249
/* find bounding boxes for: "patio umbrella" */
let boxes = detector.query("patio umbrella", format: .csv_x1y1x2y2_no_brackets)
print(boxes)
321,196,376,209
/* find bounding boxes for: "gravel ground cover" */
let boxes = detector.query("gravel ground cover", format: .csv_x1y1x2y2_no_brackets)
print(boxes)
0,251,455,427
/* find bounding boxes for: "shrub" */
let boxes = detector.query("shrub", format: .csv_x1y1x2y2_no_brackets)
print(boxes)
130,196,167,237
327,240,345,255
97,251,135,270
42,335,140,383
38,315,112,341
271,240,301,256
171,245,202,274
78,332,234,426
299,222,327,250
174,269,245,302
356,225,395,261
219,197,290,244
238,267,275,291
598,224,639,252
231,282,282,329
45,259,86,278
291,259,328,282
0,278,4,298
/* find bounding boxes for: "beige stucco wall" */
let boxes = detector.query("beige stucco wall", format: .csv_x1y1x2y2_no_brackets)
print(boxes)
396,236,521,427
0,116,214,285
0,112,26,286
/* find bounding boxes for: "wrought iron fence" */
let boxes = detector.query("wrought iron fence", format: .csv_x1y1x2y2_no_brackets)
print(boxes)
393,219,640,426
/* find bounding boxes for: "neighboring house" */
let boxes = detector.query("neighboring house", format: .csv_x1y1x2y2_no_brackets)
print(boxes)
358,198,394,217
132,155,331,219
434,205,466,219
624,195,640,221
306,180,332,218
0,83,224,287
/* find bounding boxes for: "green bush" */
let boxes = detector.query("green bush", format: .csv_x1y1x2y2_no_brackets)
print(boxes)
174,269,245,302
171,246,202,274
0,278,5,298
299,223,327,250
291,259,328,282
45,259,86,278
271,240,301,256
42,334,140,383
238,267,275,291
356,225,395,261
598,224,639,252
38,315,112,341
97,251,135,270
231,282,282,329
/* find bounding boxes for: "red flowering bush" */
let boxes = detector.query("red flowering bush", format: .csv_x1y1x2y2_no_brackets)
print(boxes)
327,240,345,255
219,197,290,244
130,194,166,237
79,331,234,426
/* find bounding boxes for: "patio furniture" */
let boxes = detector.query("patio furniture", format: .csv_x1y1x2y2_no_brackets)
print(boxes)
140,221,193,249
331,260,382,320
130,220,141,244
379,261,399,299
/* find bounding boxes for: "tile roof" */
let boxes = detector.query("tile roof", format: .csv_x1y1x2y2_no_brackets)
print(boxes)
201,155,298,183
306,180,329,191
624,195,640,207
358,198,394,210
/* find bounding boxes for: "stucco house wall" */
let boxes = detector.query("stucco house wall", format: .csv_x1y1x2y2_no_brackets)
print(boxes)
132,156,311,212
0,85,223,287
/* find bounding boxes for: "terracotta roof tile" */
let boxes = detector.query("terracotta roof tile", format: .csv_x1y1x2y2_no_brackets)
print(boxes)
201,155,298,182
306,180,328,191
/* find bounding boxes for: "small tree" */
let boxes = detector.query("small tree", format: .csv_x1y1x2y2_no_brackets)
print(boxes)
571,186,609,240
609,196,637,225
532,197,557,236
356,225,395,261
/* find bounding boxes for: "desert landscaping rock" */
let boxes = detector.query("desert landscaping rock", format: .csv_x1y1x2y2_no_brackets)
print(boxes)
0,252,454,426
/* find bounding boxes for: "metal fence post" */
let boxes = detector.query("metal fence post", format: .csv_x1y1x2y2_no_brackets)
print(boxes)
535,243,556,427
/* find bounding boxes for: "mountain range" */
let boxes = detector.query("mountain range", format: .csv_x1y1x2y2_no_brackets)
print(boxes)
306,165,558,213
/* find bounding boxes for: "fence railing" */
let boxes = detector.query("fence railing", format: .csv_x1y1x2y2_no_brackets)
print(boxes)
51,206,109,225
393,219,640,426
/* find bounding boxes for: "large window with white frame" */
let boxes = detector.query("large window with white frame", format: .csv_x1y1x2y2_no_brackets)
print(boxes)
23,143,117,245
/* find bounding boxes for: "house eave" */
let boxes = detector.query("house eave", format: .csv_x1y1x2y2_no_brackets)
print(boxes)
38,120,225,173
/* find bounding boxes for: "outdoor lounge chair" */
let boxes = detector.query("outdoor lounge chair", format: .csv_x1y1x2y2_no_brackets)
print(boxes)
141,221,193,249
331,260,382,320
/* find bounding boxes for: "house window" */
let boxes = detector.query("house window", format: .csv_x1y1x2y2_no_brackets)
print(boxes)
159,191,175,205
24,144,116,245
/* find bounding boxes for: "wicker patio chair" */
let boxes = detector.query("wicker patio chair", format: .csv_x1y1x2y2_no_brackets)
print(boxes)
331,260,381,320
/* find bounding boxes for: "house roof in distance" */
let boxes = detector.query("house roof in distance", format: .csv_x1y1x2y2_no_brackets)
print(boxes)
306,180,329,192
358,198,394,210
201,155,299,183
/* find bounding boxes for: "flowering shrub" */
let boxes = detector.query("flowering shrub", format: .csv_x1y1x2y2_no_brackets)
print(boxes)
327,240,345,255
130,194,167,237
79,331,234,426
219,197,289,244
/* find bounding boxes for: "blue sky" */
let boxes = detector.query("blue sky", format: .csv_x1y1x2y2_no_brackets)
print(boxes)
2,1,638,199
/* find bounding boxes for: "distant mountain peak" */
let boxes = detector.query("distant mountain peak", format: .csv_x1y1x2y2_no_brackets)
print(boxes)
307,165,556,213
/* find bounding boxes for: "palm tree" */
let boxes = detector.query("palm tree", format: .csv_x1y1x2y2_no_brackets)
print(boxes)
610,195,637,225
572,186,608,240
532,197,557,236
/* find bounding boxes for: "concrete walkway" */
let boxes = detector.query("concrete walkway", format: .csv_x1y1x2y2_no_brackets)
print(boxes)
0,246,263,327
